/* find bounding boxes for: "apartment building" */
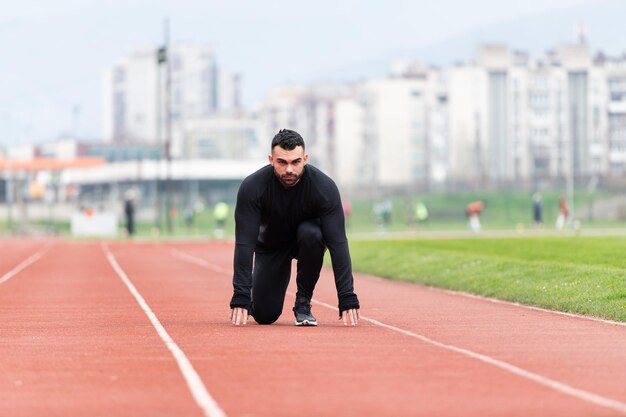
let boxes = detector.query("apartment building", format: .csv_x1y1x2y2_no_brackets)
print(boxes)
102,45,240,157
256,84,357,176
101,40,625,191
604,57,626,176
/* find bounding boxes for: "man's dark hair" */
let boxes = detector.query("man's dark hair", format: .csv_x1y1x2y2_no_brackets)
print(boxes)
271,129,305,151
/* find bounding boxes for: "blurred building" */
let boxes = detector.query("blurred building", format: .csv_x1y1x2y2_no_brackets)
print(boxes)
259,40,626,192
181,113,262,160
102,44,241,157
5,39,624,215
604,55,626,176
445,42,611,188
256,84,357,176
257,69,448,192
335,73,448,191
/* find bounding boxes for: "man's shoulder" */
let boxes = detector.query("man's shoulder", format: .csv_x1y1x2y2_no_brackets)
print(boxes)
242,164,273,186
305,165,340,201
305,164,335,185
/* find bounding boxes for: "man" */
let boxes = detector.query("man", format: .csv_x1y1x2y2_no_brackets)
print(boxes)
124,189,136,237
213,201,229,238
229,129,360,326
532,192,542,227
556,194,569,230
466,200,485,233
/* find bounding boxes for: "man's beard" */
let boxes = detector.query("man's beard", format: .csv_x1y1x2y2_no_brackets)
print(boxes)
274,170,302,188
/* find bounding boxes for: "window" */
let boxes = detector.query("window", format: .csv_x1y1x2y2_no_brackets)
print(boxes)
114,67,126,84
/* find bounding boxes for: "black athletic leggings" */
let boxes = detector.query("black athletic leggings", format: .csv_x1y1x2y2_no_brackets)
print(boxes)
250,219,326,324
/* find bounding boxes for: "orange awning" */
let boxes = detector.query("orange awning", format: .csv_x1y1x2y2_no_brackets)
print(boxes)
0,157,106,171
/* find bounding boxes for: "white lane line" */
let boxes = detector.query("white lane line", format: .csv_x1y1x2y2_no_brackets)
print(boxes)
102,243,227,417
361,273,626,327
171,249,626,415
170,249,230,274
434,286,626,327
312,299,626,415
0,245,49,285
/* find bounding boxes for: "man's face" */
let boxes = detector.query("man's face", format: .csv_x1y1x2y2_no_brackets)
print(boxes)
269,145,308,188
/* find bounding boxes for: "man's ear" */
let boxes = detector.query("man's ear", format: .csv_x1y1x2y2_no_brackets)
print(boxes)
303,154,308,164
268,155,273,165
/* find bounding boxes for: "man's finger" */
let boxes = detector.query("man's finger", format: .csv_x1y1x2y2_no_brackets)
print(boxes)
342,310,348,326
348,309,356,326
242,310,248,325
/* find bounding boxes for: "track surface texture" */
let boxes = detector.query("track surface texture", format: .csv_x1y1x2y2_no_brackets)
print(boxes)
0,239,624,417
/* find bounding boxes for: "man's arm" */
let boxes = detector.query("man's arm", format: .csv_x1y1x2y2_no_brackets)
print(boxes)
318,182,360,319
230,180,262,314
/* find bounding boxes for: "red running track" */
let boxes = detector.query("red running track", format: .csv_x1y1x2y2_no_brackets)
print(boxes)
0,239,625,417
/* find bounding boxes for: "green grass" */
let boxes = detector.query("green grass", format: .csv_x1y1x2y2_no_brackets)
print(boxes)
0,207,236,239
348,236,626,322
3,188,626,237
344,189,621,233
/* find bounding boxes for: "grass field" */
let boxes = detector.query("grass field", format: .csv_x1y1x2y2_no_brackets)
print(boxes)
348,235,626,322
1,188,624,237
2,191,626,324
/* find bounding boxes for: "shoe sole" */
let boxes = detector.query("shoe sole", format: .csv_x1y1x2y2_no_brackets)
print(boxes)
294,319,318,326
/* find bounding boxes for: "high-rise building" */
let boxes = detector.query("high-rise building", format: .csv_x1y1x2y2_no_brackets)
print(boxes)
259,41,626,191
102,45,240,157
603,56,626,176
322,67,448,191
446,42,615,188
257,84,356,176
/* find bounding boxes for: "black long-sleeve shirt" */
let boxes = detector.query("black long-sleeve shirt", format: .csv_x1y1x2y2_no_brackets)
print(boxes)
230,164,360,314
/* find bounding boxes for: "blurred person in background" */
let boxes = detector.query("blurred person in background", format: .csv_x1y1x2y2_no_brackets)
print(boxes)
229,129,360,327
533,192,543,227
556,194,569,230
124,189,136,237
415,201,429,226
342,199,352,230
374,199,392,233
184,204,195,229
213,201,229,238
466,200,485,233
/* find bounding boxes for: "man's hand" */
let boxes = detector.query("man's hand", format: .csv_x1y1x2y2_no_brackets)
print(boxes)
341,308,359,326
230,307,249,326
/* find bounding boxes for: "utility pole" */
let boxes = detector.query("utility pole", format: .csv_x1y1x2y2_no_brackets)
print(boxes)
568,104,576,228
156,36,167,232
162,18,174,235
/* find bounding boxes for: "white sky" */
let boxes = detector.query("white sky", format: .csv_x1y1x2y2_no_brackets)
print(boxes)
0,0,608,145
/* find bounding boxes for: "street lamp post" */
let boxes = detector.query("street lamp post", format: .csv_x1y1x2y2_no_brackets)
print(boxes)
156,18,173,235
156,42,166,232
164,19,173,235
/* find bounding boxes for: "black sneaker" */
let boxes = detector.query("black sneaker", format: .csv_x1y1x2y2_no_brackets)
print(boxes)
293,299,317,326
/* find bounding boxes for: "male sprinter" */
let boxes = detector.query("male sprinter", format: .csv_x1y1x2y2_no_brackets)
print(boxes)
229,129,360,326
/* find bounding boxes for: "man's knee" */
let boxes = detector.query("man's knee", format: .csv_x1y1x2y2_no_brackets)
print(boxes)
297,221,324,248
251,305,282,325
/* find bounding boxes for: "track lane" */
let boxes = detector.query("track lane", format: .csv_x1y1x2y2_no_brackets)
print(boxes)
113,241,625,417
311,270,626,403
0,241,205,417
3,240,623,416
102,243,226,417
0,239,50,285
